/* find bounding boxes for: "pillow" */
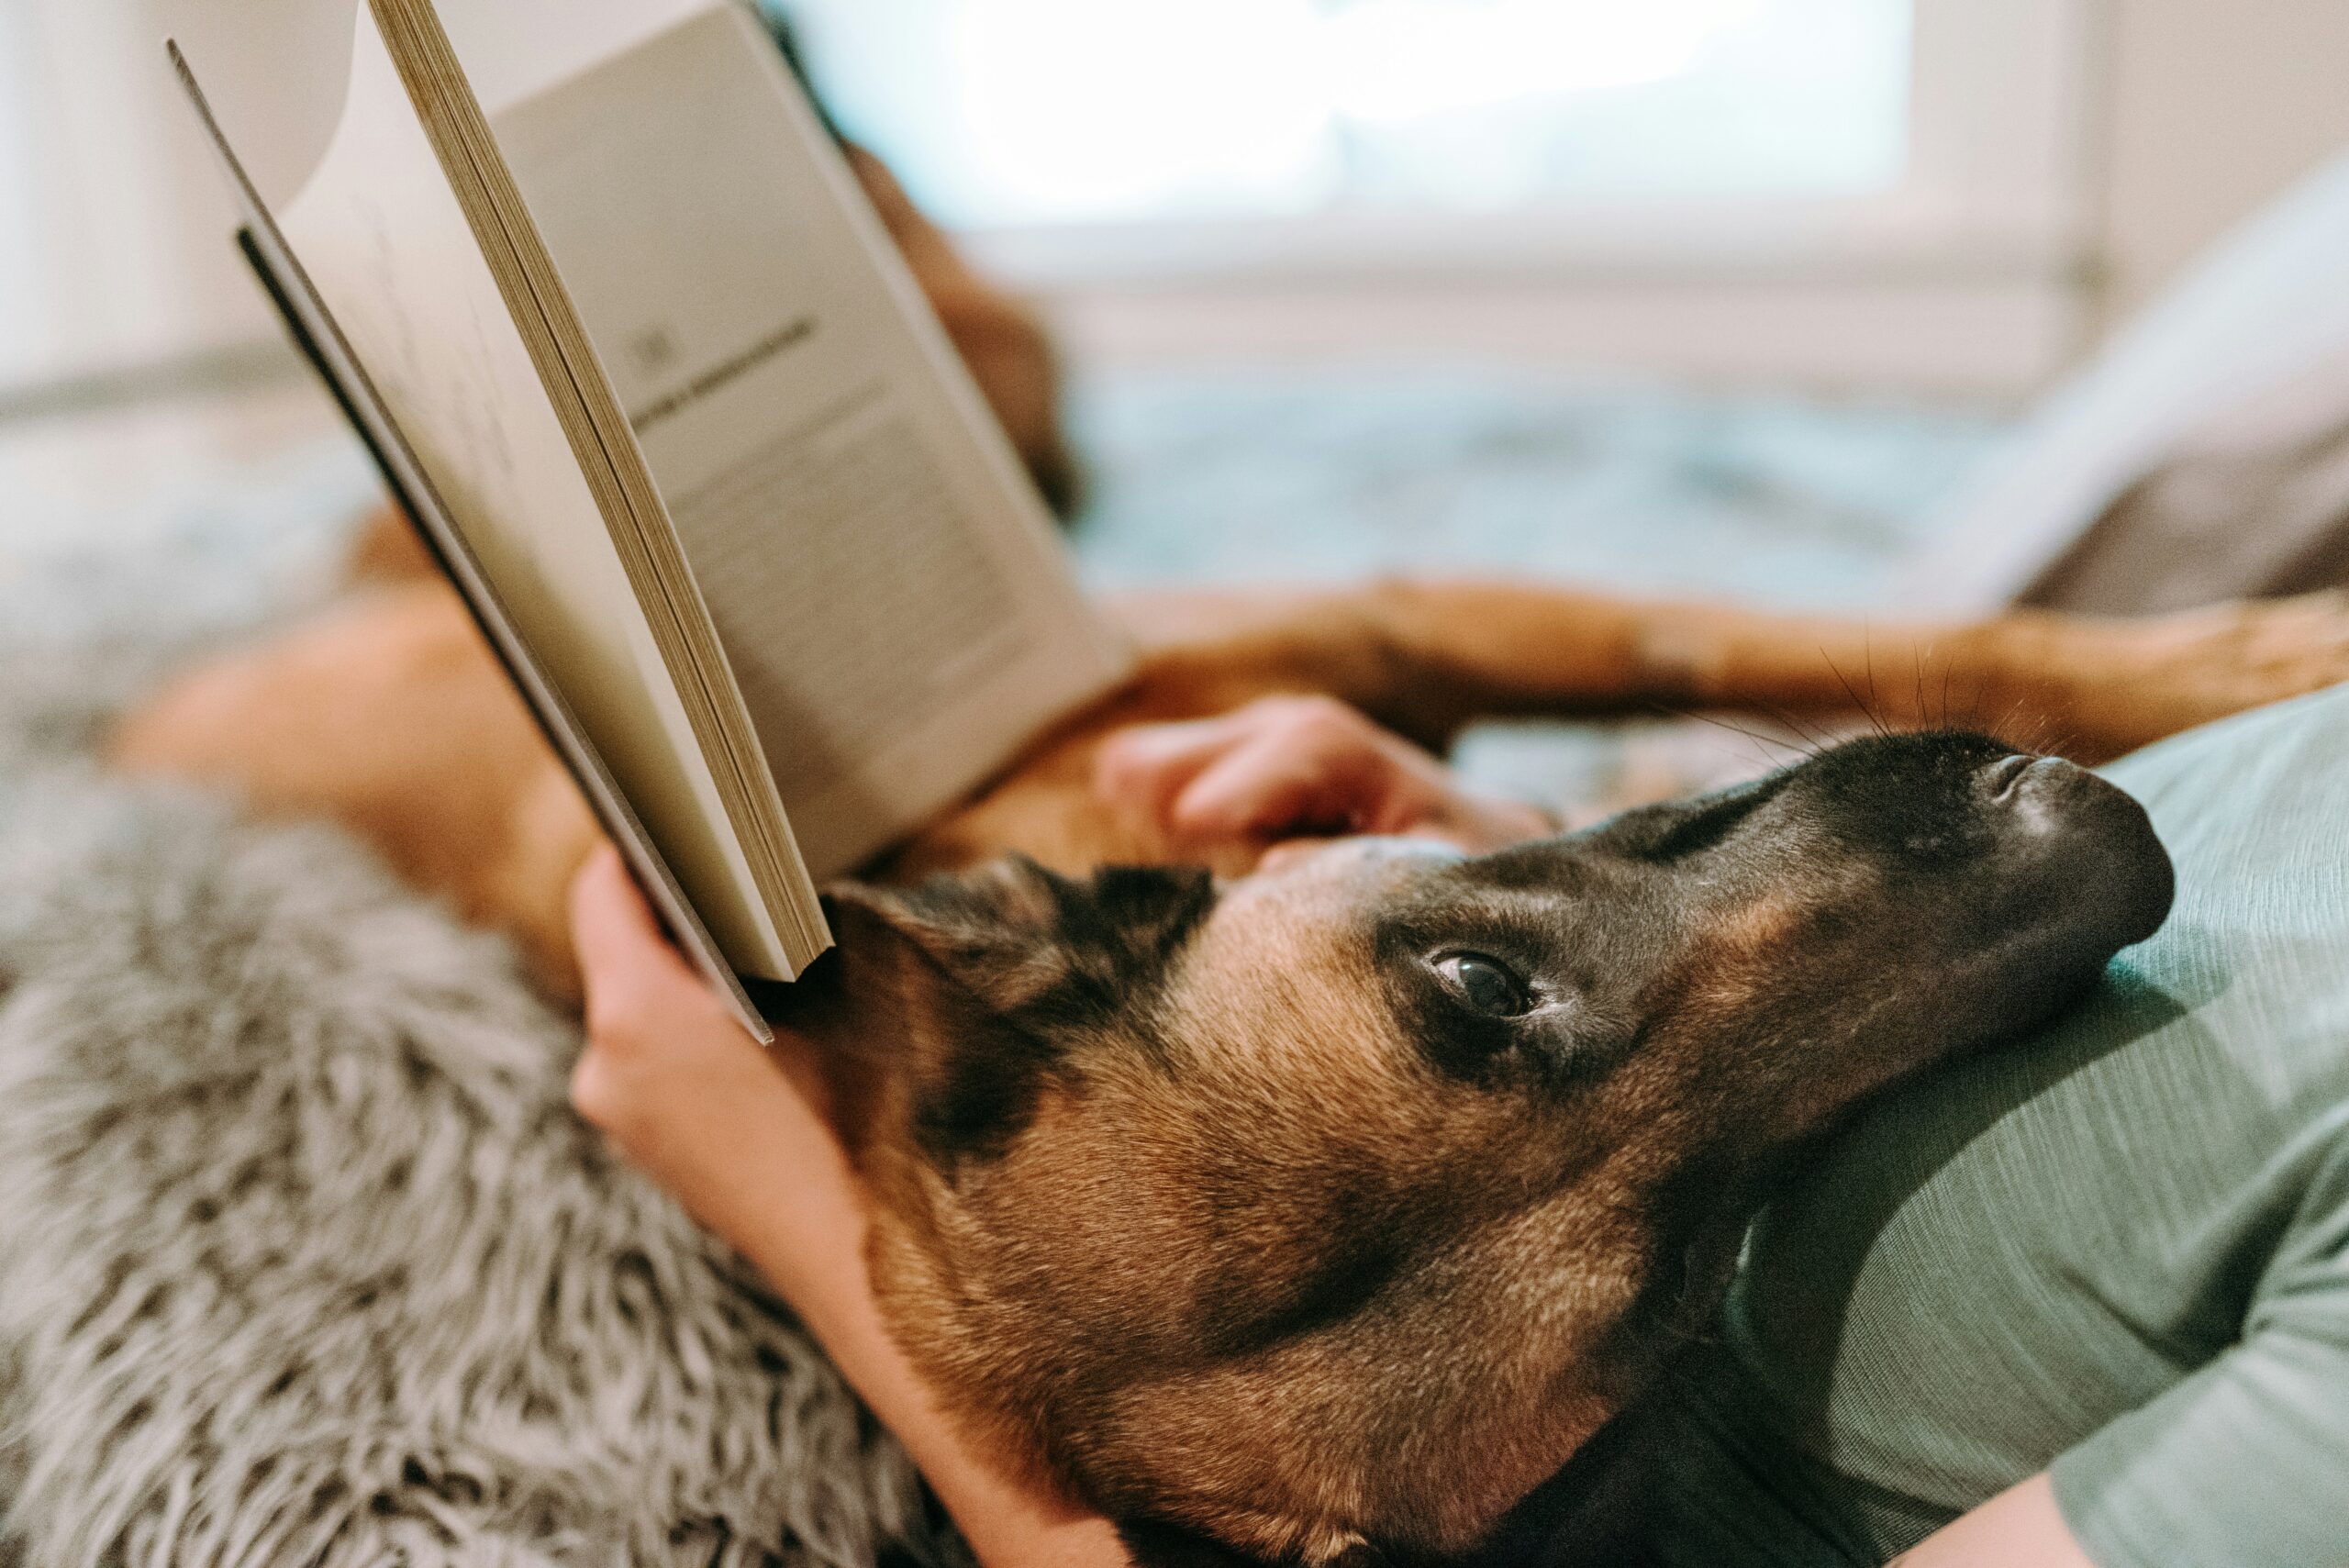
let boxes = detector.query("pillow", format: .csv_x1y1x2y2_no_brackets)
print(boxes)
2019,349,2349,613
1898,147,2349,615
1649,683,2349,1568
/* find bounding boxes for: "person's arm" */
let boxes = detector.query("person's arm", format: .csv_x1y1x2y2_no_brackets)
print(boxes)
1887,1473,2096,1568
568,846,1131,1568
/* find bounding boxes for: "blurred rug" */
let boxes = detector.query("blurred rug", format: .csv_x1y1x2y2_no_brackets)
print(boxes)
0,459,951,1567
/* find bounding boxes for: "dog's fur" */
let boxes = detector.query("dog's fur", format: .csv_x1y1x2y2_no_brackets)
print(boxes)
116,531,2332,1562
776,737,2172,1564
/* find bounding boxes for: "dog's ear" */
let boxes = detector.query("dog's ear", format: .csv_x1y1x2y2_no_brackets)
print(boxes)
829,857,1215,1018
824,858,1218,1162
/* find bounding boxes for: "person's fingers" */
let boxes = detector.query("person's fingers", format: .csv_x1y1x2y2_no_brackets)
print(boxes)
571,843,659,979
569,843,708,1034
1131,698,1406,840
569,844,763,1140
1093,712,1254,824
1169,729,1355,840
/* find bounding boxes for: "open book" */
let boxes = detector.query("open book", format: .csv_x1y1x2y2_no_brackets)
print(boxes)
171,0,1130,1036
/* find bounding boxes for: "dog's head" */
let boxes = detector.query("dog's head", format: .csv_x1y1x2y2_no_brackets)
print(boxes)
792,731,2172,1566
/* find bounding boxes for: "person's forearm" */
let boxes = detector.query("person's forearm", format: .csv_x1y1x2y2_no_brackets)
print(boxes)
1887,1473,2094,1568
782,1245,1130,1568
568,849,1131,1567
709,1092,1130,1568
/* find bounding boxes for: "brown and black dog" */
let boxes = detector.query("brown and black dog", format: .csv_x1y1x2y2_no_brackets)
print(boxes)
784,734,2172,1565
117,529,2334,1564
112,539,2349,990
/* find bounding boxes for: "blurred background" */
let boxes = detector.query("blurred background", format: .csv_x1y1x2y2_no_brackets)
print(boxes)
6,0,2349,624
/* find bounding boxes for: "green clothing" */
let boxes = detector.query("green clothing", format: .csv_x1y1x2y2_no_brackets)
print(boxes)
1652,687,2349,1568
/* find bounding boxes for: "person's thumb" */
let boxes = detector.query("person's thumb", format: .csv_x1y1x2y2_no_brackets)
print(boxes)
569,844,705,1028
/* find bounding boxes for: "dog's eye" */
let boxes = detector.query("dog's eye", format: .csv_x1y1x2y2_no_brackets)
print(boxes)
1433,951,1531,1018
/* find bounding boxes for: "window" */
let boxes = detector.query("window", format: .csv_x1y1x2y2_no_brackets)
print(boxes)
787,0,1912,230
785,0,2097,394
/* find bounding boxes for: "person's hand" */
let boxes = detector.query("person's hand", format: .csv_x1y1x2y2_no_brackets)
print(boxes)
1096,695,1555,860
566,843,863,1313
566,846,1132,1568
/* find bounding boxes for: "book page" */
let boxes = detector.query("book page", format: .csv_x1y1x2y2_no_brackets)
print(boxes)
490,4,1130,876
169,39,774,1037
157,0,355,210
275,5,797,978
438,0,710,115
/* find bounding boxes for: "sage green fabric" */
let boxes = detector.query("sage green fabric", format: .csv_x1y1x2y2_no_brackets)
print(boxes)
1650,685,2349,1567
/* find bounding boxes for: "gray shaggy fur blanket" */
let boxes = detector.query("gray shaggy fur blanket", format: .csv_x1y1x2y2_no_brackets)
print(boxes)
0,483,955,1566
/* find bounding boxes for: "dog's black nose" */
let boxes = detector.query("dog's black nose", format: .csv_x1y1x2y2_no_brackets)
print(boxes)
1977,751,2045,803
1978,752,2110,818
1977,751,2175,950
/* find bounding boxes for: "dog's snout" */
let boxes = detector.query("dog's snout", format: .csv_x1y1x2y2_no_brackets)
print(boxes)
1974,751,2175,949
1978,752,2126,840
1977,752,2088,819
1977,751,2039,803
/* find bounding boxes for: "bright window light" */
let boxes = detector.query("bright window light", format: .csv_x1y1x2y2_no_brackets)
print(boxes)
785,0,1912,228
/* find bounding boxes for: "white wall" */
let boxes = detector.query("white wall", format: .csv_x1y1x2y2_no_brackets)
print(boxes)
2,1,275,387
2094,0,2349,331
1042,3,2349,397
0,1,357,511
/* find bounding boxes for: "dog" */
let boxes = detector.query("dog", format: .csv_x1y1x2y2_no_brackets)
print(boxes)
117,530,2343,1564
771,731,2173,1565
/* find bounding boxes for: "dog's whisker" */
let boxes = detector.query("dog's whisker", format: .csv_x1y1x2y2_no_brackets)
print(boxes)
1956,662,1994,734
1648,702,1807,771
1864,626,1883,723
1753,703,1835,761
1634,704,1813,779
1692,687,1838,759
1821,651,1892,740
1980,693,2082,761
